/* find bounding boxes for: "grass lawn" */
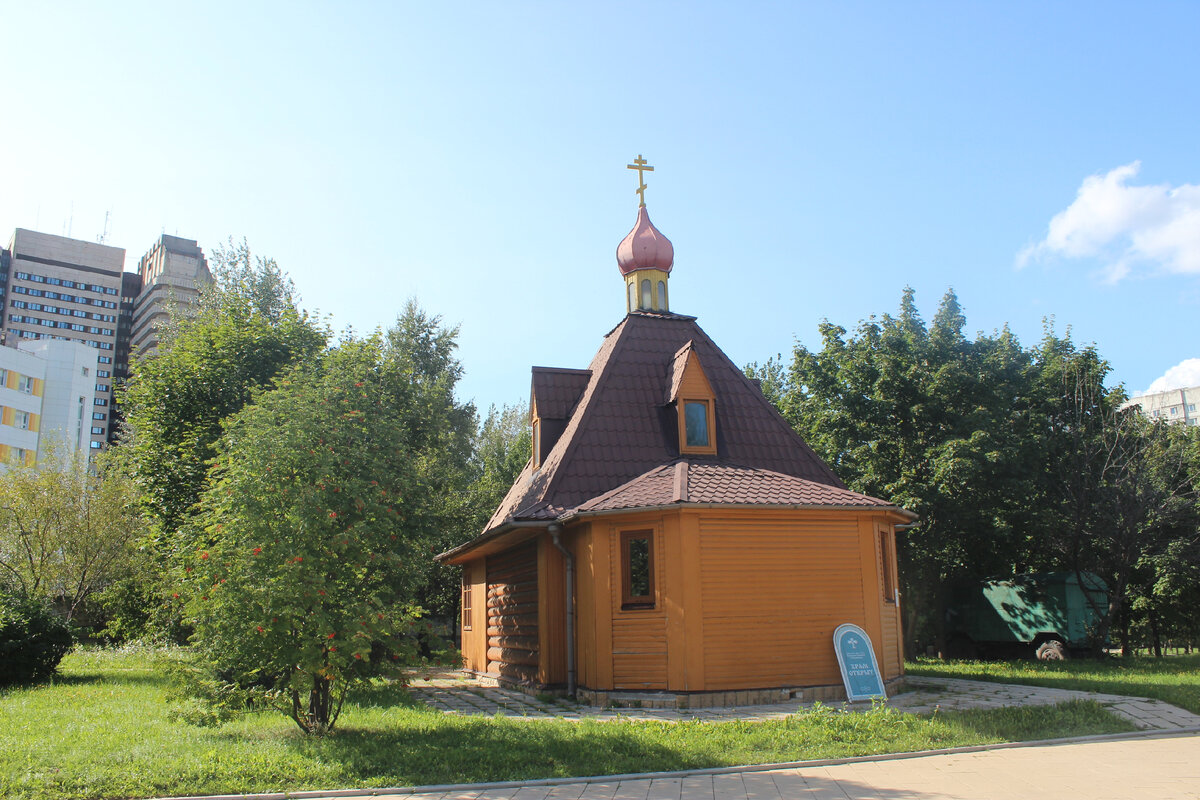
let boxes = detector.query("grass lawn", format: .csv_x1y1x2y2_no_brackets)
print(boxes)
1,648,1134,800
907,654,1200,714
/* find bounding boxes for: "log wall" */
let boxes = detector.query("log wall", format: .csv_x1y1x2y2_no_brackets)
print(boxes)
485,542,539,685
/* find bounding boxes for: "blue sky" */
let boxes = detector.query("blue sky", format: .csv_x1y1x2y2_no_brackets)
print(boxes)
4,2,1199,412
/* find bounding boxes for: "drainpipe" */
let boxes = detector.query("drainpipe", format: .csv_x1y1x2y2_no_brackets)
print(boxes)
549,523,576,698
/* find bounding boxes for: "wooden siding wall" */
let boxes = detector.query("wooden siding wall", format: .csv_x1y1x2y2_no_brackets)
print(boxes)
537,533,568,687
460,561,487,673
551,510,905,694
609,520,668,689
572,522,611,691
485,543,539,685
876,523,904,678
699,514,867,689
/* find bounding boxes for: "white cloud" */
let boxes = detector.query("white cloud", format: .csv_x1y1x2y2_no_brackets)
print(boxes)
1018,162,1200,282
1143,358,1200,395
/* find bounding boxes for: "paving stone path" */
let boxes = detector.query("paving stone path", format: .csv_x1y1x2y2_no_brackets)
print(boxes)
406,671,1200,731
348,732,1200,800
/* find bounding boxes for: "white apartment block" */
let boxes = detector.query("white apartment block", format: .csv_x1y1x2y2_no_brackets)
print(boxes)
0,340,99,464
1124,386,1200,427
22,339,100,453
0,347,46,465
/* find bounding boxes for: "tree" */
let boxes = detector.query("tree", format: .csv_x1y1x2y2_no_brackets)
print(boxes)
774,290,1200,657
0,447,143,622
119,240,328,540
178,303,474,734
780,289,1045,653
1033,338,1200,653
411,401,530,621
468,403,531,525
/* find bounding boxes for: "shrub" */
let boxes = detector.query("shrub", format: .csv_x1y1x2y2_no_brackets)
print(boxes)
0,593,73,685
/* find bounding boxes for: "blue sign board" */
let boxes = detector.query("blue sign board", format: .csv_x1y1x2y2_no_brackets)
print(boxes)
833,623,886,701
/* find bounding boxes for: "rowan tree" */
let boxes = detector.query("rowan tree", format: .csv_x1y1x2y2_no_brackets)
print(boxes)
179,304,474,734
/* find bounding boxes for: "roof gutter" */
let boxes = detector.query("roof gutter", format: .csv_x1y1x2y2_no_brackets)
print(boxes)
439,502,918,563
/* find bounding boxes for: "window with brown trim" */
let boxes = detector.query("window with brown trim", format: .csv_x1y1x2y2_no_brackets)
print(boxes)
620,530,656,609
879,529,896,604
683,400,710,447
461,575,473,630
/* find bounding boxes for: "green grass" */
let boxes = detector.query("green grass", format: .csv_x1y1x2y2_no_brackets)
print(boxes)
906,654,1200,715
0,648,1134,800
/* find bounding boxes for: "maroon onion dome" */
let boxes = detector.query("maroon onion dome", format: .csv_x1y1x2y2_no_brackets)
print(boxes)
616,206,674,276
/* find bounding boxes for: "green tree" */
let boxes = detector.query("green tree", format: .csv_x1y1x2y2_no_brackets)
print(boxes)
179,304,474,734
1033,339,1200,653
0,447,143,622
413,401,530,625
119,240,328,541
777,291,1200,657
469,403,531,525
781,289,1047,653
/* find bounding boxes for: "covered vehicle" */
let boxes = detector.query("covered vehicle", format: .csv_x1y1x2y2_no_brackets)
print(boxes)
946,572,1108,660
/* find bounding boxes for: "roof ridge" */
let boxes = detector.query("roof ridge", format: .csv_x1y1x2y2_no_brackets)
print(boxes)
531,366,592,375
673,460,689,503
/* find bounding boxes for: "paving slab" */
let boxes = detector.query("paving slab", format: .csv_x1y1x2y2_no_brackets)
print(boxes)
388,734,1197,800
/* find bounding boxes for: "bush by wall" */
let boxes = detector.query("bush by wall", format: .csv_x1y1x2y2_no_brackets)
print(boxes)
0,593,73,685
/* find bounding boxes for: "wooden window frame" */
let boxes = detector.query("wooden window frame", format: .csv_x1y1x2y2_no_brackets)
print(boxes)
879,528,897,604
620,530,656,610
678,398,717,456
461,574,473,631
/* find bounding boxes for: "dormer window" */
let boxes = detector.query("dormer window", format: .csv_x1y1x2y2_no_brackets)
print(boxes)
669,341,718,456
683,400,711,448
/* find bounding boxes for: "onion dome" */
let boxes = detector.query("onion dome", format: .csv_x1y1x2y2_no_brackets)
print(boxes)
616,207,674,276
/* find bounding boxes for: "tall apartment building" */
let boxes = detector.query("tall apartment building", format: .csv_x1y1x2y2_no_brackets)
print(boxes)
130,234,210,357
1124,386,1200,427
0,229,210,450
1,230,125,450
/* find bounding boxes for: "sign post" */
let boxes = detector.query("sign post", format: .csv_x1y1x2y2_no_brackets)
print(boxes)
832,623,886,701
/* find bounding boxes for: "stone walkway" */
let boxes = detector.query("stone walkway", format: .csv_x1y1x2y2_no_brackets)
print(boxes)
406,671,1200,731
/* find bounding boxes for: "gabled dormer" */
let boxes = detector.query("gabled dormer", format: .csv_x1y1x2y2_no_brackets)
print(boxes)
668,341,717,456
530,366,591,469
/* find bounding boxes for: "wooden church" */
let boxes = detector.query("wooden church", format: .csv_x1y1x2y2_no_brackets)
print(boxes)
439,159,914,704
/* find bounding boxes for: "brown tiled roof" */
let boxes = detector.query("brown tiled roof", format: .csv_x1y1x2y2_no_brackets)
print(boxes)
531,367,591,419
478,311,850,535
575,460,901,513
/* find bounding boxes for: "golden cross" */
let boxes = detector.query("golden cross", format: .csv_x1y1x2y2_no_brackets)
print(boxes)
627,154,654,208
